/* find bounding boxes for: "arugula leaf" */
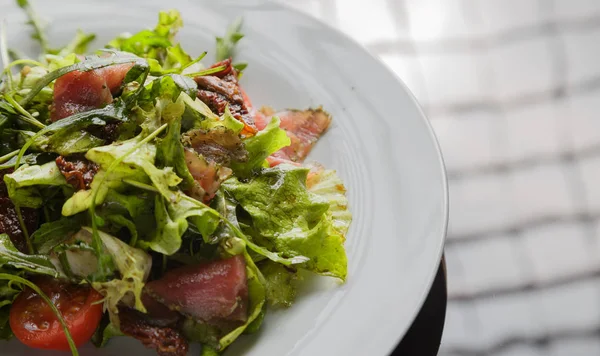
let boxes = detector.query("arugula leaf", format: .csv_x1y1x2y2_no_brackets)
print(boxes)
15,0,50,53
57,29,96,56
231,117,290,177
4,161,69,209
0,153,45,171
221,165,348,280
19,55,148,107
0,234,61,277
39,129,106,156
215,17,247,78
31,215,84,254
216,17,244,62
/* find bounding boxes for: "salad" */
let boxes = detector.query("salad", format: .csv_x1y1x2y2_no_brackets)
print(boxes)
0,1,351,356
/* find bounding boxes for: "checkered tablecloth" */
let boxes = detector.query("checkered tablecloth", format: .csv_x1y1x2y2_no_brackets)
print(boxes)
275,0,600,355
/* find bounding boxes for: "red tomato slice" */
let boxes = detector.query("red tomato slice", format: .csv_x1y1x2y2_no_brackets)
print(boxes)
9,278,104,351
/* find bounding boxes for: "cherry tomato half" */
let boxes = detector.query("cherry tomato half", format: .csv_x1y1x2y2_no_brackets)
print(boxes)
9,278,104,351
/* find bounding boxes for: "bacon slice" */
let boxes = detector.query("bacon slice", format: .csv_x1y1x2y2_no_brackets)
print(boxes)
257,108,331,167
0,169,38,253
118,307,188,356
55,156,99,191
194,59,256,136
183,127,247,166
145,255,248,323
51,63,133,122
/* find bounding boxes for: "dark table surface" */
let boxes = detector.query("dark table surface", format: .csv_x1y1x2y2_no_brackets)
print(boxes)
392,258,447,356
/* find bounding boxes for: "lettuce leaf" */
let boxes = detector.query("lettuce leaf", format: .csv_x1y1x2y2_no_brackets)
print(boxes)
306,168,352,239
4,161,69,209
0,234,62,277
106,10,196,75
62,136,151,216
221,165,347,280
140,192,220,255
259,260,298,307
31,215,84,254
107,10,181,57
72,228,153,322
156,103,195,190
231,117,290,177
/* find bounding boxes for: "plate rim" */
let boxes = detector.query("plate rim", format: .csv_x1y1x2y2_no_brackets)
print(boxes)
264,2,449,352
1,1,449,355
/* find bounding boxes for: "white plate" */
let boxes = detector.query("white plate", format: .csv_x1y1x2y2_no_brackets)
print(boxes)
2,1,448,355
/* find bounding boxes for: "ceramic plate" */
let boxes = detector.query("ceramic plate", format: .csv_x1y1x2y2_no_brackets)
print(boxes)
2,1,448,355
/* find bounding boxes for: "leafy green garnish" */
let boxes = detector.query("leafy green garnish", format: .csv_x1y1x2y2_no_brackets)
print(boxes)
4,161,69,209
222,165,348,280
57,29,96,56
19,54,148,107
218,239,266,350
260,260,298,307
215,17,245,66
307,168,352,238
231,117,290,177
0,234,61,277
31,216,84,254
70,228,152,321
15,0,50,53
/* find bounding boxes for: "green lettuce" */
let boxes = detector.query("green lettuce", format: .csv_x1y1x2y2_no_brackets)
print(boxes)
180,93,244,134
72,228,153,321
140,192,220,255
31,215,84,254
231,117,290,177
215,17,247,77
259,260,298,307
61,135,154,216
0,234,61,277
106,10,198,75
156,101,195,190
97,191,156,246
4,161,69,208
306,167,352,239
221,165,348,280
